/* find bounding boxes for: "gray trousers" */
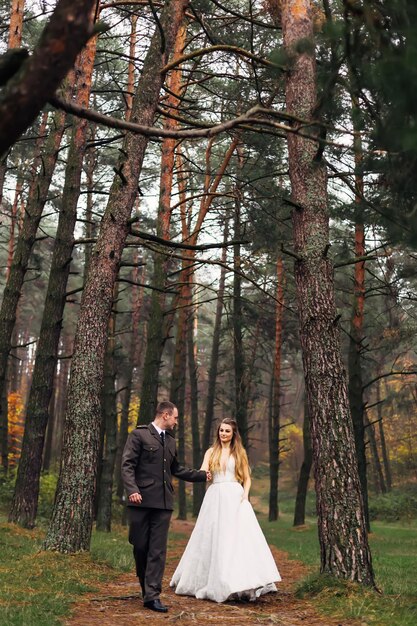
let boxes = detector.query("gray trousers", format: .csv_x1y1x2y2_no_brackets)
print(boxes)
127,506,172,602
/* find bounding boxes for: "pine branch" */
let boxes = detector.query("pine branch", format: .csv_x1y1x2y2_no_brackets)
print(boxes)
128,227,249,251
0,0,97,156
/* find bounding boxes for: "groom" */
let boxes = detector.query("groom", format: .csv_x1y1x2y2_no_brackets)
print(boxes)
121,400,210,613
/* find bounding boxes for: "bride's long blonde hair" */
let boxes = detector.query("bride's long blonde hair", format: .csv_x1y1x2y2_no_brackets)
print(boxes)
208,419,249,484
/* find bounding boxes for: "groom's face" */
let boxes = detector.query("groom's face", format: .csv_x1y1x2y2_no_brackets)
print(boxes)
164,408,179,430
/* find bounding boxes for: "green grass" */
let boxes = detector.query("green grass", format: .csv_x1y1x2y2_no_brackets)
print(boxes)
90,523,133,572
1,487,417,626
0,521,128,626
0,517,189,626
260,512,417,626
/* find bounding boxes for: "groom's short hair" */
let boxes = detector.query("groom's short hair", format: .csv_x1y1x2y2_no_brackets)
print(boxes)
156,400,176,416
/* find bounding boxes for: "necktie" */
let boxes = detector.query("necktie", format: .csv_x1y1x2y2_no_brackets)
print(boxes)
160,431,165,445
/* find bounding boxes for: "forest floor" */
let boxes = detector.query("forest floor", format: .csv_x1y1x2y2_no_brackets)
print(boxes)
65,519,361,626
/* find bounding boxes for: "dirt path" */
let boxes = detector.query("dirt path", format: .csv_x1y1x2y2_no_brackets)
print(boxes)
66,520,358,626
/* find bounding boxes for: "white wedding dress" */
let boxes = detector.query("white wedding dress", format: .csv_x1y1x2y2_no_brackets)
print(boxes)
170,456,281,603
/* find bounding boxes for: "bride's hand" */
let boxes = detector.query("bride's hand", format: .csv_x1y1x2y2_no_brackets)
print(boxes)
241,494,249,502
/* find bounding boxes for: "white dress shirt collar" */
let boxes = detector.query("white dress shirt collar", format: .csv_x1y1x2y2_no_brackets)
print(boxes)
152,421,165,435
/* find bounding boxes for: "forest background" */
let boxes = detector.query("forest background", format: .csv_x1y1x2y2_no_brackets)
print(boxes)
0,0,416,624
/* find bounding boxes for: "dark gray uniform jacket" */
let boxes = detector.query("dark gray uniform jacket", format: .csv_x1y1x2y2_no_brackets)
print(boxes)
121,423,206,510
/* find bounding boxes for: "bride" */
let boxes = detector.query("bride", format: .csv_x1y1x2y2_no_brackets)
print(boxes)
170,418,281,603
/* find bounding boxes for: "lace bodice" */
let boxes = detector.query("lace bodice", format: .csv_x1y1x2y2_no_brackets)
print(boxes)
212,455,238,484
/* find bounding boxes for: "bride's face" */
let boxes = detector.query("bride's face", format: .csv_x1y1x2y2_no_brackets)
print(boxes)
218,423,233,445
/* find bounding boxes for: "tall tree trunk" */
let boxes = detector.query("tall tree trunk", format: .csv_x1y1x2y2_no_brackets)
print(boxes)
0,0,26,207
364,411,386,495
5,176,23,279
170,192,192,519
3,0,26,268
43,333,71,471
83,125,97,274
139,23,186,424
170,304,187,520
202,219,229,451
125,13,138,122
113,17,140,498
8,0,25,47
96,286,118,532
269,256,284,521
42,374,57,473
174,138,236,508
280,0,374,584
0,385,9,474
115,253,144,498
0,105,67,473
0,154,8,211
51,335,71,468
44,0,190,553
293,395,312,526
2,169,21,469
348,89,370,531
348,312,370,529
187,290,204,515
9,34,97,528
1,109,46,472
233,147,248,447
379,380,392,492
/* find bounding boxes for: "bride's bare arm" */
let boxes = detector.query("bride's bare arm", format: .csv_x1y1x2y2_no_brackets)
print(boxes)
200,448,213,472
242,468,251,500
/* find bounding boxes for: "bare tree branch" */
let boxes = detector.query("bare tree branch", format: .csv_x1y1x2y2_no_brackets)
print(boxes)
161,44,285,74
0,0,97,156
128,226,249,250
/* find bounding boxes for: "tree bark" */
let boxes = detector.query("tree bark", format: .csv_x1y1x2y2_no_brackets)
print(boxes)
43,332,71,471
170,304,188,520
202,219,229,452
5,176,23,280
9,34,97,528
115,252,144,499
281,0,374,585
233,144,248,447
293,395,312,526
125,13,138,122
8,0,25,48
0,105,67,473
83,124,97,274
379,380,392,491
44,0,190,553
348,89,370,532
0,0,25,208
96,286,118,532
112,19,141,468
364,411,386,495
187,293,204,515
138,23,185,424
0,0,97,156
172,136,237,512
269,256,284,521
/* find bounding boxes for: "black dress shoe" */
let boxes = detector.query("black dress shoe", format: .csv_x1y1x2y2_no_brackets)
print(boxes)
143,599,168,613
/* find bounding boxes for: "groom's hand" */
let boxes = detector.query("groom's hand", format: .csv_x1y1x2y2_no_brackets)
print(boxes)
206,471,212,481
129,492,142,504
